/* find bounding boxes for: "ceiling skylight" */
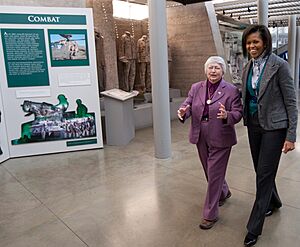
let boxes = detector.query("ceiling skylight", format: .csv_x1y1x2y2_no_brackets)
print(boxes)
113,0,149,20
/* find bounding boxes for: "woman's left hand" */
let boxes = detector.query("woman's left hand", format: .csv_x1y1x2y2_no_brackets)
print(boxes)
282,140,295,154
217,102,228,119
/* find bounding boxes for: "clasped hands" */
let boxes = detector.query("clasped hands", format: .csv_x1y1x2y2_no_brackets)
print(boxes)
177,102,228,121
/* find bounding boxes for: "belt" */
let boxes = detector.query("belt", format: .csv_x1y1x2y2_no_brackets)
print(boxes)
201,116,209,122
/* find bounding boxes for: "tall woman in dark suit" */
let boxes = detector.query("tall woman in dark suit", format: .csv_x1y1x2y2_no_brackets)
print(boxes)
241,25,298,246
178,56,242,230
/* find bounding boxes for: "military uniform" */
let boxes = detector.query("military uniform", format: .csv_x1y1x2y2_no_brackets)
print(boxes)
137,35,151,92
119,31,136,92
95,30,106,93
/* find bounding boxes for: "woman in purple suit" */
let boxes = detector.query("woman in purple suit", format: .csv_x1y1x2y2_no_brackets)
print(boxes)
178,56,242,230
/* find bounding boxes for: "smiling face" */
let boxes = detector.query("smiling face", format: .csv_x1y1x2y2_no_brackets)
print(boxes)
206,63,223,83
246,32,265,59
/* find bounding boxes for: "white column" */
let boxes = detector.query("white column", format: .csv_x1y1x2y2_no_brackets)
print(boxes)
288,15,297,80
257,0,268,26
148,0,172,159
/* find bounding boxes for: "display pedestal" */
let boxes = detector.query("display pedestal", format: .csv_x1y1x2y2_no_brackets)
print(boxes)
101,89,138,146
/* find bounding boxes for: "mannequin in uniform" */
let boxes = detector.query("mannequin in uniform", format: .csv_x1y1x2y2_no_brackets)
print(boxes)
119,31,136,92
95,29,106,93
137,34,151,92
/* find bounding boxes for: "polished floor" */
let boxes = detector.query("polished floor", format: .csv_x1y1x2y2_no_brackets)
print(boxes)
1,117,300,247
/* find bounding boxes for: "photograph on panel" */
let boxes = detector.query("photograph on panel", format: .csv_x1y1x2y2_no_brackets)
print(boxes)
11,94,96,145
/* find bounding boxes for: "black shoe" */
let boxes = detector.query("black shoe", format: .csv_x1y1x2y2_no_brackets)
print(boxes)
199,218,218,230
265,204,282,217
219,190,232,207
265,208,273,217
244,232,258,246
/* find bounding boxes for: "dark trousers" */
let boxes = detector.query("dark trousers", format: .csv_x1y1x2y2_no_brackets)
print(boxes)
246,113,286,236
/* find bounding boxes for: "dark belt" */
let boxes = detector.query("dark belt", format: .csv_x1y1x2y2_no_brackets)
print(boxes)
201,116,209,122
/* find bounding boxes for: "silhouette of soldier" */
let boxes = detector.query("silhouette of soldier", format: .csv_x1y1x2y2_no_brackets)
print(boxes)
75,99,88,118
55,94,69,113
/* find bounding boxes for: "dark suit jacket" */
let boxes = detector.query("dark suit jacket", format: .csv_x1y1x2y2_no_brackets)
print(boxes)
241,53,298,142
180,79,242,147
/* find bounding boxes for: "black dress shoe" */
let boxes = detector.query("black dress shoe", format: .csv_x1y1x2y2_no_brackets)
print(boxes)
219,190,232,207
244,232,258,246
265,208,273,217
265,204,282,217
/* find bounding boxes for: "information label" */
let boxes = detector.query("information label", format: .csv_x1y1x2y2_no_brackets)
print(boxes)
1,29,49,87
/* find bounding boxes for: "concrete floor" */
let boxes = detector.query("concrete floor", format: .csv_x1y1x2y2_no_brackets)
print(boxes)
1,118,300,247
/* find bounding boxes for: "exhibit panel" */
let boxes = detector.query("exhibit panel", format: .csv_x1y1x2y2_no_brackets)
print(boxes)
0,6,103,158
0,93,9,163
223,31,246,85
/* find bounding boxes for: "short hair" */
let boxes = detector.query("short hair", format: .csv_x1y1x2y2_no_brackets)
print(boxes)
242,24,272,58
204,56,226,74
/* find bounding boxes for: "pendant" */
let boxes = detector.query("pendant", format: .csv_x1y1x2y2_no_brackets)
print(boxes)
206,99,212,105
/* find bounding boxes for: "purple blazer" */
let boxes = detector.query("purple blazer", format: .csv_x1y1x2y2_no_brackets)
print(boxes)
180,79,243,147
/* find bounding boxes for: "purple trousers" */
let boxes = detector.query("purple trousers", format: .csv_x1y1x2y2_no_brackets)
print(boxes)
196,121,231,220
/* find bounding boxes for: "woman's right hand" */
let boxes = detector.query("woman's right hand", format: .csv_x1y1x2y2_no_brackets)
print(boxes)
177,105,190,120
282,140,295,154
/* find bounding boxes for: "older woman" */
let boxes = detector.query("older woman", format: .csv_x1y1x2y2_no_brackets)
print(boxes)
178,56,242,229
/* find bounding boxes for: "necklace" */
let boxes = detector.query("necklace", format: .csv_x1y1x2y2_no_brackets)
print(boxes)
206,85,215,105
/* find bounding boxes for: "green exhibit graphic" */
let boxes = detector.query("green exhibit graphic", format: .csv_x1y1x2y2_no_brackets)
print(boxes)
48,29,89,67
11,94,96,145
1,29,49,87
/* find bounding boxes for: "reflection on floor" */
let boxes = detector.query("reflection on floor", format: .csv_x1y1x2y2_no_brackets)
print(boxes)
1,118,300,247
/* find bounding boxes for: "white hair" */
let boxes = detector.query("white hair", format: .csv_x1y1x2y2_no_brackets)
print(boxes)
204,56,226,74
